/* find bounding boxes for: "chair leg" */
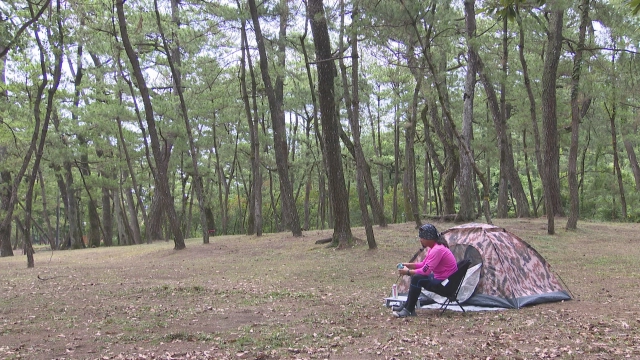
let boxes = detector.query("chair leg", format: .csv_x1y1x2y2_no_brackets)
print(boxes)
439,299,450,314
439,299,454,315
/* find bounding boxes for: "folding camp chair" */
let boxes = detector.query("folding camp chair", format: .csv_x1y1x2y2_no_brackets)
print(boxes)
429,258,472,314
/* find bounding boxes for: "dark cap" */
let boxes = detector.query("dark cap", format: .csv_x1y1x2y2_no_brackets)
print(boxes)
418,223,439,240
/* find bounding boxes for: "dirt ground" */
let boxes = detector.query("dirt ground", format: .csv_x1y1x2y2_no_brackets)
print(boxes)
1,218,639,359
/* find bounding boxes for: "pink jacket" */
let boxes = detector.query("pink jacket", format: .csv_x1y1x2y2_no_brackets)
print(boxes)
414,244,457,280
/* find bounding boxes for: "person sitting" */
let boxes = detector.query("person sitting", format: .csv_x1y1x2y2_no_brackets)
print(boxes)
393,223,458,318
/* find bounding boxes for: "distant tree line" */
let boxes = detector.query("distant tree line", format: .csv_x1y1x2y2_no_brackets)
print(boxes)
1,0,639,267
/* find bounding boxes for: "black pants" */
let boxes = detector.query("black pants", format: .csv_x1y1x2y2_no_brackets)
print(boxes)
404,273,443,312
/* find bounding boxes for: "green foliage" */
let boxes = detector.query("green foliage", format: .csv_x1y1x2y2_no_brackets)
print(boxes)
628,0,640,15
2,0,640,255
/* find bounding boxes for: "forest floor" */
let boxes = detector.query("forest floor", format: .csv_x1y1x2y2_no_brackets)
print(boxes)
1,218,639,360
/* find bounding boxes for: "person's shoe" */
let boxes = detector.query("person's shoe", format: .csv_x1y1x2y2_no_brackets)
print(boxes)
393,308,416,318
391,304,404,312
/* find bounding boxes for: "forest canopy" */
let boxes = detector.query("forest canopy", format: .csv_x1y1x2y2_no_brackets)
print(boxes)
1,0,639,265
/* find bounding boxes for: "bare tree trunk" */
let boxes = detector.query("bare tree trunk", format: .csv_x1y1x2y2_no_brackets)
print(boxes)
0,48,14,257
65,162,84,249
516,3,544,207
404,80,422,227
96,149,114,247
308,0,353,248
623,136,640,191
23,2,64,266
248,0,302,236
115,122,145,244
0,166,13,256
187,182,195,237
70,36,103,248
401,41,424,227
78,135,102,248
567,0,589,230
239,19,255,236
423,85,457,218
116,0,185,249
606,101,628,219
459,0,479,222
318,172,327,229
422,41,492,223
122,177,142,244
153,0,209,243
248,53,263,237
541,8,566,234
237,9,261,236
211,126,228,235
338,0,376,248
475,36,530,218
393,104,400,223
404,2,458,219
112,57,153,243
422,103,445,216
523,130,538,217
113,182,130,245
0,3,59,259
368,95,386,222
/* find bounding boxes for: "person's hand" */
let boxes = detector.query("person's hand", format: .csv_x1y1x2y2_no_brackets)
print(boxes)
398,266,409,276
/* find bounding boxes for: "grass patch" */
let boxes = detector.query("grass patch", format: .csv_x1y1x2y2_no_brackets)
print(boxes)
163,331,213,342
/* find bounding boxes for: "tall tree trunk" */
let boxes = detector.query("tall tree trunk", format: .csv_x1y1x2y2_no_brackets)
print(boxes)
211,125,228,235
318,172,327,229
101,188,112,246
516,3,545,209
122,175,142,244
299,24,320,232
541,8,566,234
368,94,386,222
78,135,102,248
459,0,479,222
114,182,131,245
339,0,376,248
0,165,13,256
405,2,459,219
97,149,114,247
52,170,70,248
116,0,185,249
247,0,302,237
496,15,509,217
248,48,263,236
623,136,640,191
422,102,445,216
237,10,261,236
0,44,14,257
393,103,400,222
153,0,209,243
567,0,590,230
113,56,152,243
64,162,84,249
72,38,103,248
115,119,145,244
308,0,353,248
606,101,628,219
404,80,422,227
523,130,538,217
403,41,424,227
475,35,530,218
0,3,59,258
23,1,64,266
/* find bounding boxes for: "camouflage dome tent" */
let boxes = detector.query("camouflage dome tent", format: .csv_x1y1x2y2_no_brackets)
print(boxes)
397,223,572,309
